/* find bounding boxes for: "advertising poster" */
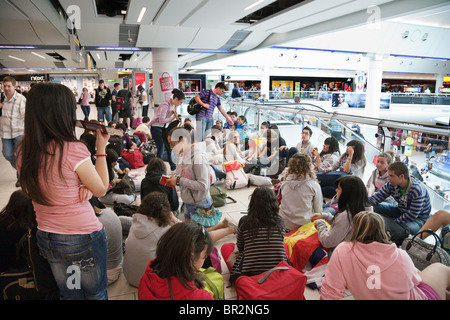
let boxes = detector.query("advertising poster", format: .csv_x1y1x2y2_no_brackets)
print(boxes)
158,71,176,101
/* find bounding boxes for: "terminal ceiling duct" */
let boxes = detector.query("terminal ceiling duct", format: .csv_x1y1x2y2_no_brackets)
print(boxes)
236,0,306,24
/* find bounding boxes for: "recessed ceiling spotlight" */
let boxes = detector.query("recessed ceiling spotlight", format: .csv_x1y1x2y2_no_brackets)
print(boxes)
402,31,409,39
422,33,428,41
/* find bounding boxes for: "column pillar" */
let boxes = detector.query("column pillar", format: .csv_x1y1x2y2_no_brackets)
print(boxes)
260,66,272,102
435,74,444,93
152,48,178,106
365,53,384,118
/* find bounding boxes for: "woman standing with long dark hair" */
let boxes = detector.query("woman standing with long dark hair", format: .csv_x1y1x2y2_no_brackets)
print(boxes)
17,82,110,300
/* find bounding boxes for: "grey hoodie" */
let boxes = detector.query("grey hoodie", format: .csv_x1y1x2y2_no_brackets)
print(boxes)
122,213,171,287
177,142,210,206
278,174,323,231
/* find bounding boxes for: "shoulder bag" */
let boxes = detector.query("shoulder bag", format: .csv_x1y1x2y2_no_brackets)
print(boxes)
400,229,450,271
187,90,211,115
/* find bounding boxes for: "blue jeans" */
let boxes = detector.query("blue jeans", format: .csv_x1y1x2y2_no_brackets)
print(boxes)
36,228,108,300
81,105,90,121
373,202,426,234
184,195,213,220
97,106,112,123
150,126,176,170
196,117,214,141
2,135,22,171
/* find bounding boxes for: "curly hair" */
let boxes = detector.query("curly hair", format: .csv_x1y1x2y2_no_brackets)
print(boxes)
137,192,172,227
286,153,317,181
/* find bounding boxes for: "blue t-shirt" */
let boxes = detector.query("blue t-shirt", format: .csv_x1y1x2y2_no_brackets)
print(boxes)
112,89,118,108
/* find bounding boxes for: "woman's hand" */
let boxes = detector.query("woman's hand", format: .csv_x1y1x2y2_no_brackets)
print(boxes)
310,213,323,222
94,128,110,152
165,176,178,187
79,185,93,202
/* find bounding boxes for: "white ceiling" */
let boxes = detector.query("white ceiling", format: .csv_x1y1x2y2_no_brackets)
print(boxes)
0,0,449,76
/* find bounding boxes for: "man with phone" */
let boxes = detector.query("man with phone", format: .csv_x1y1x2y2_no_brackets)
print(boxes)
0,76,26,187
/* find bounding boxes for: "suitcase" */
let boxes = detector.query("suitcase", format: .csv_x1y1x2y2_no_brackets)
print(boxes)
235,260,306,300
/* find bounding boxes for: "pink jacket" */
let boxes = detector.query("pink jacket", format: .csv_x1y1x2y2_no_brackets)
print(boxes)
321,241,427,300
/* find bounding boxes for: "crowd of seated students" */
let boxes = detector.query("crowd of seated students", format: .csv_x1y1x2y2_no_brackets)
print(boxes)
2,81,449,301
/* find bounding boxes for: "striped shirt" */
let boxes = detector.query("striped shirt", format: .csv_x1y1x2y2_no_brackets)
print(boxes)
230,216,287,283
0,91,26,139
369,177,431,224
196,89,221,119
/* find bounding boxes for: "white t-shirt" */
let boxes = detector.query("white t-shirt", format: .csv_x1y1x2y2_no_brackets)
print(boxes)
141,90,149,106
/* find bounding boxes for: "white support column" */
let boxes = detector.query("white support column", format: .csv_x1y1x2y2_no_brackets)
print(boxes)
152,48,179,106
260,66,272,101
365,53,384,118
435,74,444,93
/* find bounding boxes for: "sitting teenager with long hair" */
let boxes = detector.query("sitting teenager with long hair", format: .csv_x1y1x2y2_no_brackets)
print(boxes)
321,211,450,300
138,222,215,300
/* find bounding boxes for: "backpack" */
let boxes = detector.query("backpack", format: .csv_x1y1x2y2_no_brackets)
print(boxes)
132,117,143,129
113,202,138,217
107,136,124,155
116,90,129,111
133,130,147,144
0,209,59,300
131,134,142,147
199,267,224,300
116,95,125,111
187,90,211,116
121,149,145,169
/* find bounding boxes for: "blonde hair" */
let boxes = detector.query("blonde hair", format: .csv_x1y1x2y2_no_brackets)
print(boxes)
287,153,316,181
350,211,391,244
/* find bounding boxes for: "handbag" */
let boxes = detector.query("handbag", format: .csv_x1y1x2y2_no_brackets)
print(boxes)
400,229,450,271
113,175,136,195
187,90,211,116
235,260,307,300
210,185,237,208
120,149,145,169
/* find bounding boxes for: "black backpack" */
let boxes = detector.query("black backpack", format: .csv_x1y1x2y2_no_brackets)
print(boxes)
187,90,211,115
116,90,130,111
0,204,59,300
107,136,124,155
113,202,138,217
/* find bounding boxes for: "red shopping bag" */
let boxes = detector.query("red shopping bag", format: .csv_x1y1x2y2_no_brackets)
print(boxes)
235,260,306,300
